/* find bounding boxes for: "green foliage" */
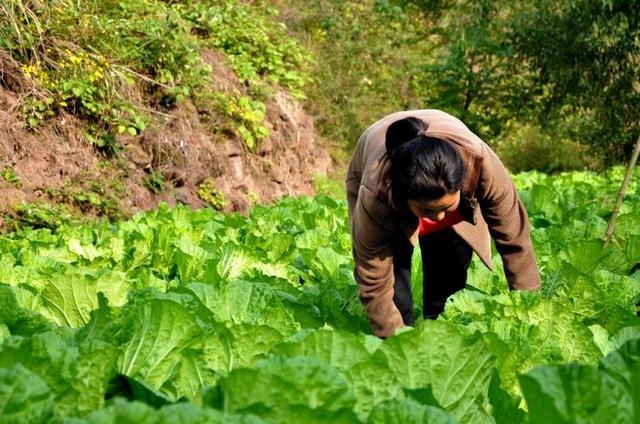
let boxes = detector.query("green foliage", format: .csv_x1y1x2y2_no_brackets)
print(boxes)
519,338,640,423
409,1,540,139
314,174,346,199
197,178,227,210
0,0,203,152
142,171,164,195
19,96,55,128
42,180,123,220
2,0,635,167
275,0,636,167
7,202,74,231
508,0,640,162
0,364,54,423
494,123,601,173
2,186,124,233
207,92,269,151
178,0,312,99
407,0,640,163
272,0,533,151
272,0,432,151
0,166,21,187
0,285,52,337
175,0,311,149
0,170,126,233
0,169,639,421
0,0,311,152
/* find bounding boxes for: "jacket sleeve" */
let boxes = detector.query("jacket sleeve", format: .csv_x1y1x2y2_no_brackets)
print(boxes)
349,185,405,337
476,145,541,291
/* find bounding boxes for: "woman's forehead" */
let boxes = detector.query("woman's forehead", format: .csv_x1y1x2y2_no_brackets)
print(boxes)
409,191,460,209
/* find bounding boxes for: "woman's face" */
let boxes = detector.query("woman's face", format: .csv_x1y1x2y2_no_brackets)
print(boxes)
407,191,461,222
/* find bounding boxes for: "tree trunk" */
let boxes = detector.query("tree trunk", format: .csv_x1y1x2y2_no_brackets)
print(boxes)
604,133,640,246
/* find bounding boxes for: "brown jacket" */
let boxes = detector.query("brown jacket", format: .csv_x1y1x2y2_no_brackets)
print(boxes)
346,109,541,337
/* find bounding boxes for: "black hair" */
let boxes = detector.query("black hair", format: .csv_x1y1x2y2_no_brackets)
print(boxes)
384,116,464,209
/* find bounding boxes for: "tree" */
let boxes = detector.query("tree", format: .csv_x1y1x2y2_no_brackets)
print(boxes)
508,0,640,162
409,0,538,139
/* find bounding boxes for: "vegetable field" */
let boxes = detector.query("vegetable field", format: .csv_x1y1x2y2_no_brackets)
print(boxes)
1,168,639,423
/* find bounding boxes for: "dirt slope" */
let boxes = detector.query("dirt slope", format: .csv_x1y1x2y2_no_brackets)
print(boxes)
0,49,335,229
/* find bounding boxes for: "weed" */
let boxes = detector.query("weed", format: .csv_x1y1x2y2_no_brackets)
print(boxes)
0,166,21,187
143,171,165,194
9,202,73,231
197,178,227,211
42,181,123,220
208,92,269,151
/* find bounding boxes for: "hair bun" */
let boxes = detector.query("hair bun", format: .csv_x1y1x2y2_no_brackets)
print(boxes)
385,117,429,154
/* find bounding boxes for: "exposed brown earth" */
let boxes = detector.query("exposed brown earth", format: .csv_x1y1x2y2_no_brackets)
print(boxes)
0,49,335,230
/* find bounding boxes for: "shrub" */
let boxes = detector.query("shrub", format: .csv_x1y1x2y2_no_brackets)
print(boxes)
493,123,601,174
197,178,227,211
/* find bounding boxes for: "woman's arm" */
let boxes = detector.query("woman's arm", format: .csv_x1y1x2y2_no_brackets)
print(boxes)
476,145,542,291
350,185,406,337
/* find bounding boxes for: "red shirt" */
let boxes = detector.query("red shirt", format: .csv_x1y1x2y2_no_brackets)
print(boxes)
418,209,464,236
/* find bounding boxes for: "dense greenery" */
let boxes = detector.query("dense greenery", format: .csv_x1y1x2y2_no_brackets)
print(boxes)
508,0,640,161
276,0,639,170
0,168,639,422
271,1,434,161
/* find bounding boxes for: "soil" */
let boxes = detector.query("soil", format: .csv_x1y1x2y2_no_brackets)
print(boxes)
0,49,336,230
